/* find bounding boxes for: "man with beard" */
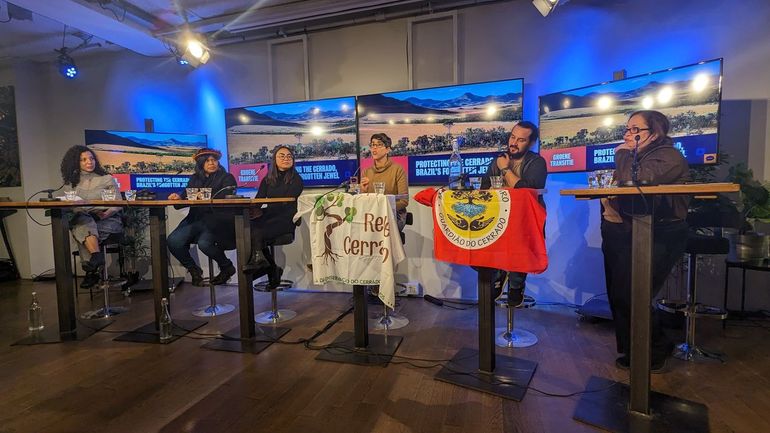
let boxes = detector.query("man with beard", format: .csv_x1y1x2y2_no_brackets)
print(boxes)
481,121,547,305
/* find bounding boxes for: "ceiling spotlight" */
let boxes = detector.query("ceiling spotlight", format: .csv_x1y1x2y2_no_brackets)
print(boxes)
532,0,562,17
56,51,78,79
178,33,211,67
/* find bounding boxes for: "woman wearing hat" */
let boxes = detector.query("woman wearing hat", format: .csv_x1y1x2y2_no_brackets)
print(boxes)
167,148,238,286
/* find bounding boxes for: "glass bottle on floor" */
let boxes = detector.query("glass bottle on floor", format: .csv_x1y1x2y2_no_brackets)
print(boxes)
159,298,173,341
28,291,44,332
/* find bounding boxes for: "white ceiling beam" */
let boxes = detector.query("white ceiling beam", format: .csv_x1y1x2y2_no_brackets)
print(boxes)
7,0,169,56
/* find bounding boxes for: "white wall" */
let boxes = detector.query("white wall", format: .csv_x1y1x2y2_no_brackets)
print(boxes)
1,0,769,307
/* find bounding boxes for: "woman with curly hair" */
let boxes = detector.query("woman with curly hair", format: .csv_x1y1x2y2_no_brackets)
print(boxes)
167,148,238,286
60,145,123,289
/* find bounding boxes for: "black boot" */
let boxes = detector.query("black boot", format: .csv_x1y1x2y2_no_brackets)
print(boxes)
188,266,205,286
243,249,270,273
267,266,284,290
80,271,100,289
210,263,236,285
508,285,525,308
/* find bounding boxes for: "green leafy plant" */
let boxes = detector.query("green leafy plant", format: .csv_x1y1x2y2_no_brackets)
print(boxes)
727,163,770,229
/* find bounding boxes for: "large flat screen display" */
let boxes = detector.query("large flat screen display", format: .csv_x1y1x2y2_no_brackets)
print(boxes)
226,96,358,188
85,130,206,194
539,59,723,173
357,78,523,185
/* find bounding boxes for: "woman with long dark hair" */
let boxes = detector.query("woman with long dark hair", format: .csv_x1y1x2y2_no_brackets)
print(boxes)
242,145,304,287
601,110,690,373
167,148,238,286
60,145,123,289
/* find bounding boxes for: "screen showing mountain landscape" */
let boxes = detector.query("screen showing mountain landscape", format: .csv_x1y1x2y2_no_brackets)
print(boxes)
539,59,723,173
226,96,357,188
85,130,206,193
357,78,523,185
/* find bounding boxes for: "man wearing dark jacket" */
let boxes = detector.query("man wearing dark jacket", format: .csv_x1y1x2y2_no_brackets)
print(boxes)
481,121,547,306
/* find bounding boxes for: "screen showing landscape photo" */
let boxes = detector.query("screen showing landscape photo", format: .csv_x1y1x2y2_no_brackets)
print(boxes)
85,130,206,193
226,96,358,188
539,59,723,173
357,78,523,185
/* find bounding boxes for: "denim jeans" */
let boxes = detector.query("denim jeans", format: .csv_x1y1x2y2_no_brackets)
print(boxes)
167,217,232,271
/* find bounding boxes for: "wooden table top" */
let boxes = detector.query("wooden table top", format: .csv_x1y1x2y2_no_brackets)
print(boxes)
0,197,295,209
560,182,740,198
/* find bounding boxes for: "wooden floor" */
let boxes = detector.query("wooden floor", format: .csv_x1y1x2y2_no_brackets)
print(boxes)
1,279,769,433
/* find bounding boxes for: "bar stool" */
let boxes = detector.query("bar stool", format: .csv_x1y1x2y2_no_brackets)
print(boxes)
254,232,297,324
81,233,129,319
73,240,124,299
657,231,729,362
494,275,538,348
193,255,236,317
371,212,413,331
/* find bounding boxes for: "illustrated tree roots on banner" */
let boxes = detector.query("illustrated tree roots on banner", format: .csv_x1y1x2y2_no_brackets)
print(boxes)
295,193,406,309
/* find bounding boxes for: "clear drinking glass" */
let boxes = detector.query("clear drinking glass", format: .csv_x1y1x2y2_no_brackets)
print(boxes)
348,176,360,194
373,182,385,194
200,188,212,200
186,187,199,200
101,189,116,201
124,189,137,201
469,177,482,190
64,190,77,201
490,176,504,189
587,173,599,189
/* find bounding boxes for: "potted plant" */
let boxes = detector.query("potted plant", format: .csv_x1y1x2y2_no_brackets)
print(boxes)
120,207,150,290
724,163,770,261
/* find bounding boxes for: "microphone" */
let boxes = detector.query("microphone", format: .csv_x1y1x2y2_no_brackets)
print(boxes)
314,166,360,207
38,169,77,202
212,185,238,199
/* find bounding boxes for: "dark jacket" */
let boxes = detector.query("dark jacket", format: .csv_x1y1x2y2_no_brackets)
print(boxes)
254,169,304,236
615,140,690,222
181,168,238,248
481,151,547,208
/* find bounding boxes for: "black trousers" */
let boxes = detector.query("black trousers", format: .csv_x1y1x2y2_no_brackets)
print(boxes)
601,219,688,360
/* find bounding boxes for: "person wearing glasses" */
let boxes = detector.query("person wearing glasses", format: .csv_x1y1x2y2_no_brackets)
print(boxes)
481,121,547,308
242,145,304,287
360,133,409,230
167,148,238,286
601,110,689,373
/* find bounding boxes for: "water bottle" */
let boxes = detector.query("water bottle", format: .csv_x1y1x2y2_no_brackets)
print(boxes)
448,137,463,190
28,292,44,332
159,298,173,342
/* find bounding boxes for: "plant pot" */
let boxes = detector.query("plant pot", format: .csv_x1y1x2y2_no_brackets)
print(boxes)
723,229,770,261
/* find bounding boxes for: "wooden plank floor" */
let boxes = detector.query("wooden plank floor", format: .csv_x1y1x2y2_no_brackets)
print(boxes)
1,279,768,433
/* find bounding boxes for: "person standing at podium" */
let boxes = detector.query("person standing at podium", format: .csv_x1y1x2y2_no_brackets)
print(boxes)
601,110,690,372
481,121,547,306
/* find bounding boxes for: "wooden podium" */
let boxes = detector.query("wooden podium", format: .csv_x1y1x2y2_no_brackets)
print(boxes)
561,182,739,433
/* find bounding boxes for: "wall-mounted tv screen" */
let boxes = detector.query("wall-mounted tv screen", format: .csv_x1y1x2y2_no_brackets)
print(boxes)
226,96,358,189
357,78,523,185
539,58,723,173
85,130,206,194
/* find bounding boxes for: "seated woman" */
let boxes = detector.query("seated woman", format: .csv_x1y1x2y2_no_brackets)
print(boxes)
60,145,123,289
242,145,304,287
359,133,409,230
167,148,238,286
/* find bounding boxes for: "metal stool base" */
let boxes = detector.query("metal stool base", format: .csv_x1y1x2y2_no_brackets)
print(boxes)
81,306,129,319
193,303,236,317
494,327,538,348
255,309,297,324
370,314,409,331
673,342,726,362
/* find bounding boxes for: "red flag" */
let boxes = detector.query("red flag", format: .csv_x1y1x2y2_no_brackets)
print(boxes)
417,188,547,273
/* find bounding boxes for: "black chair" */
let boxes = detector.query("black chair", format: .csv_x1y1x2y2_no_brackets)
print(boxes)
81,233,129,319
658,230,729,362
254,223,300,325
193,242,236,317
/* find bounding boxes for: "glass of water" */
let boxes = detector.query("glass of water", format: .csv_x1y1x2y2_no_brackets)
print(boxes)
587,173,599,189
101,189,116,201
200,188,212,200
64,190,77,201
348,176,360,194
186,187,199,200
124,189,137,201
469,177,482,190
490,175,504,189
373,182,385,194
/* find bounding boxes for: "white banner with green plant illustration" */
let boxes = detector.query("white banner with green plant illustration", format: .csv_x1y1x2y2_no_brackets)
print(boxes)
294,192,405,309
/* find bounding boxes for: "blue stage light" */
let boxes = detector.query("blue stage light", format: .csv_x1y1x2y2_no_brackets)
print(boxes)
57,53,78,79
